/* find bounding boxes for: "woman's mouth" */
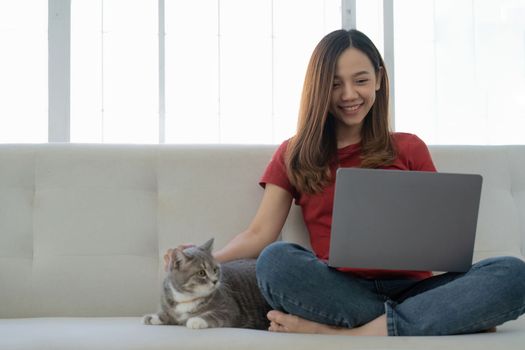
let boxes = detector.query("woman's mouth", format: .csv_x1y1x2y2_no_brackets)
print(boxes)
340,103,363,113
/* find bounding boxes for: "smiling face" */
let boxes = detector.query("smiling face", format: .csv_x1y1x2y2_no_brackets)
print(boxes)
329,47,382,146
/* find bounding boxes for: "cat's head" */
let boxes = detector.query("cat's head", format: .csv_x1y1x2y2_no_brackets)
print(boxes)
166,238,221,298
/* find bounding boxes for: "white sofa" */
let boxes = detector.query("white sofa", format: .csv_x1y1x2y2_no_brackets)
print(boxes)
0,143,524,350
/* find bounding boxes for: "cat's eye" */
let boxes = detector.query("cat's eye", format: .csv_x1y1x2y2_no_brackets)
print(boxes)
213,267,218,274
197,270,206,277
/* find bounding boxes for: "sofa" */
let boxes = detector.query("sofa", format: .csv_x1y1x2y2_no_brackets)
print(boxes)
0,143,524,350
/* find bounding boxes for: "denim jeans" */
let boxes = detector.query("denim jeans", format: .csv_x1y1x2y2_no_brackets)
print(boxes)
256,241,525,336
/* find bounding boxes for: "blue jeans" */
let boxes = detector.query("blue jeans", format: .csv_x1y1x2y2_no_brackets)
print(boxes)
256,242,525,336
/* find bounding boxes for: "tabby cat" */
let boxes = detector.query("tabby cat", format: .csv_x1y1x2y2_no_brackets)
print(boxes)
143,239,271,329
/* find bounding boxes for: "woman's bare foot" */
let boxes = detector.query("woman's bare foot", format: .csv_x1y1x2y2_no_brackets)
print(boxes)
267,310,498,336
266,310,388,336
266,310,337,334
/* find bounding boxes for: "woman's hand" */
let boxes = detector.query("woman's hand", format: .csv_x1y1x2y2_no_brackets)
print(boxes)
163,244,195,271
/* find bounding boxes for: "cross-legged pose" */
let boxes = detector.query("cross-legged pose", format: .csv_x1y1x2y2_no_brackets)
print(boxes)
166,29,525,336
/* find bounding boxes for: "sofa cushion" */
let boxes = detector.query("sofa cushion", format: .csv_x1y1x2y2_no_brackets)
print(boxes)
0,317,524,350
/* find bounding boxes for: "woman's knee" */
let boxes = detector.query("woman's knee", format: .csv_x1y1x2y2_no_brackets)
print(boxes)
256,242,322,292
475,256,525,275
256,241,312,282
474,256,525,296
497,256,525,286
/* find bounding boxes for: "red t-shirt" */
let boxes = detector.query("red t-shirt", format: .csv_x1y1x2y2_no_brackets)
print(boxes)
260,132,436,280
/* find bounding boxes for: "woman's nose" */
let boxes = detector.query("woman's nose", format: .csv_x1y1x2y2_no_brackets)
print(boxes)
342,84,358,100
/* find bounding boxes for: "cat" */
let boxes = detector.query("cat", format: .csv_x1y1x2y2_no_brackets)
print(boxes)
143,238,272,330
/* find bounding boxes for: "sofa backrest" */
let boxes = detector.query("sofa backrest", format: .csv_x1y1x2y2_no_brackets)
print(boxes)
0,144,275,318
0,144,524,318
429,146,525,261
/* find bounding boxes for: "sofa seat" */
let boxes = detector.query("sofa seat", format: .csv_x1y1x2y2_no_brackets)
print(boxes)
1,317,525,350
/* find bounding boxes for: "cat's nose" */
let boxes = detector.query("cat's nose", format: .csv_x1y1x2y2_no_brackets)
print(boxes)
212,279,219,285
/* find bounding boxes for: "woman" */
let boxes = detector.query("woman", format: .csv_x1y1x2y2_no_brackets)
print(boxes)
167,29,525,336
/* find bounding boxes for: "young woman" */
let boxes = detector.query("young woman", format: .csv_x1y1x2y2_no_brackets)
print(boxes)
167,29,525,336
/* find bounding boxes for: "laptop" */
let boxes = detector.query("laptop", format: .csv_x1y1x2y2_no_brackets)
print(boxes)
328,168,483,272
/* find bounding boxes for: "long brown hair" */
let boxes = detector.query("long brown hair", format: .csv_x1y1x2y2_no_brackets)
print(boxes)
285,29,396,195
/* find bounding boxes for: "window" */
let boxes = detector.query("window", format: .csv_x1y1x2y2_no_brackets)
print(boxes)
70,0,341,144
394,0,525,145
0,1,48,143
2,1,525,145
71,0,158,143
356,0,384,56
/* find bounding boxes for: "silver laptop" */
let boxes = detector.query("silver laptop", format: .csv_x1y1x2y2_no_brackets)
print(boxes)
328,168,483,272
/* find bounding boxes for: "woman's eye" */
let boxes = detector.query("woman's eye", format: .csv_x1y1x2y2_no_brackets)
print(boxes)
356,79,369,84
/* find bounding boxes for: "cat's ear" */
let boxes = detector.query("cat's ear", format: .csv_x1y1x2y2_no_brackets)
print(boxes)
168,248,188,271
200,238,214,253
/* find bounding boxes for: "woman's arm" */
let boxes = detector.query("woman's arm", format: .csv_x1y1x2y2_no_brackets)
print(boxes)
213,183,293,263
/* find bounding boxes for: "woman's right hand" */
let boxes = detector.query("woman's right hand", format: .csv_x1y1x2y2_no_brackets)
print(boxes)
163,244,195,271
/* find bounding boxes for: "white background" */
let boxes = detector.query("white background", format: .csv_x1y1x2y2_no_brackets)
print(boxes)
0,0,524,145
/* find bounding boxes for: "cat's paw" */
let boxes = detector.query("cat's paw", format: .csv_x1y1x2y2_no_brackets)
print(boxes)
186,317,209,329
143,314,164,325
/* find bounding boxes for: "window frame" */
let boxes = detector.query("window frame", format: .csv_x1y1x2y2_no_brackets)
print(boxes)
48,0,381,143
